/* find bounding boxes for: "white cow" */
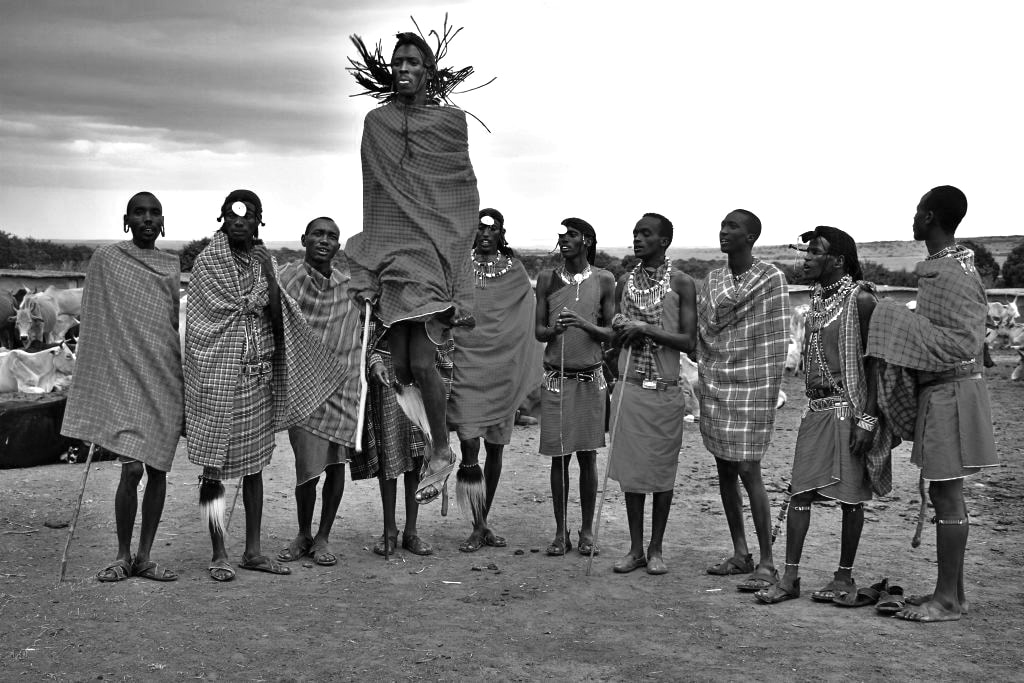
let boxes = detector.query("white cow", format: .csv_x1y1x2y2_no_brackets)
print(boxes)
784,304,808,376
1011,349,1024,381
0,342,76,393
41,285,83,317
679,355,699,420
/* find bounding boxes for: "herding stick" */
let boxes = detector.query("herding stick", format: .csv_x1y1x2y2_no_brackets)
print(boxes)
225,477,242,532
587,347,632,577
356,300,372,454
771,484,792,545
911,473,927,548
57,442,96,586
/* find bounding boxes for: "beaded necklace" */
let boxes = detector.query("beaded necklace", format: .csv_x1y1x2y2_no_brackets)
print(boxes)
926,243,975,273
626,258,671,310
805,274,855,395
472,252,514,286
556,264,593,302
805,275,855,331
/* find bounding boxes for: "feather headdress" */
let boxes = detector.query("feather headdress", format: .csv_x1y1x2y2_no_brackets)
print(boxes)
348,14,494,130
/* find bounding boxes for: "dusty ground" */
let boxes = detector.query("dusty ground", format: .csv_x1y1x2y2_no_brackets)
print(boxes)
1,351,1022,682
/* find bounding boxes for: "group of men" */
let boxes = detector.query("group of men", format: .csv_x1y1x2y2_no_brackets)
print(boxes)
60,24,996,626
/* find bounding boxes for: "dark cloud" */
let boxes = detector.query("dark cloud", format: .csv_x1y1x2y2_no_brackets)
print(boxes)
0,1,373,156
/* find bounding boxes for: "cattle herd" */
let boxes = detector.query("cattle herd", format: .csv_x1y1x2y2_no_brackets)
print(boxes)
0,285,81,393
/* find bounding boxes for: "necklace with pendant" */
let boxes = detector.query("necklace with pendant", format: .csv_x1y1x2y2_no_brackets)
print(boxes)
557,264,592,302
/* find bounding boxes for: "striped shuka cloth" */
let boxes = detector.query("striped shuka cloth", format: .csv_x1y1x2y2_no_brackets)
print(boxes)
184,231,346,478
61,241,184,471
278,261,362,447
344,102,479,328
349,317,454,481
697,260,790,462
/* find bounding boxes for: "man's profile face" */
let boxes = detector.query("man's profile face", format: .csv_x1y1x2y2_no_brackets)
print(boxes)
301,219,341,267
719,212,753,255
912,192,931,241
801,236,835,284
392,44,429,99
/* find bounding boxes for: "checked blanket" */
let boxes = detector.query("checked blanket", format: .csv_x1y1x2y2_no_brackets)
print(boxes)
278,261,362,447
867,245,988,440
697,260,790,462
61,241,184,471
344,102,479,327
184,232,345,473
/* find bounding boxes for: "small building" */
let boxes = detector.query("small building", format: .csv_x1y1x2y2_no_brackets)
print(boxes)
0,269,85,293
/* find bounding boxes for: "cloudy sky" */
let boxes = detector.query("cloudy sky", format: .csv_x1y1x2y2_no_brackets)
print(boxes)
1,1,1022,250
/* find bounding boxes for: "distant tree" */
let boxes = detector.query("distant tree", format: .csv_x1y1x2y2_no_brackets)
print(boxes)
773,261,804,285
861,261,917,287
179,237,211,272
959,240,999,287
673,258,717,281
1001,240,1024,287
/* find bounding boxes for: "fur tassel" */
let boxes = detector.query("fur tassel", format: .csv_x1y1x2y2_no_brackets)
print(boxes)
393,383,432,448
199,478,226,538
456,464,486,521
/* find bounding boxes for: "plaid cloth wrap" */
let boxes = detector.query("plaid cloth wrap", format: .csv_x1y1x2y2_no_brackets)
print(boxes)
278,261,362,447
697,260,790,461
349,317,454,481
61,241,184,471
184,231,346,474
345,103,479,328
815,282,895,496
449,258,543,434
867,246,988,440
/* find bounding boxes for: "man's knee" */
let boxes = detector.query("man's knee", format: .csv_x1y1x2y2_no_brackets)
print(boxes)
735,461,763,483
144,465,166,482
840,502,863,514
120,461,144,485
408,351,438,383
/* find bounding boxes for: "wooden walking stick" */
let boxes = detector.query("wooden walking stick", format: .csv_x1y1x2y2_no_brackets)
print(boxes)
357,300,390,562
911,472,927,548
225,477,243,532
771,484,792,545
587,347,632,577
57,442,96,586
558,311,567,557
356,300,372,455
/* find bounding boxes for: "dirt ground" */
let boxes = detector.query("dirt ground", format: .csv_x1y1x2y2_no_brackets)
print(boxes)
1,351,1022,682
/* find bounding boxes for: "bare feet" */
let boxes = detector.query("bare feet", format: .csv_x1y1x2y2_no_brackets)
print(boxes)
906,593,969,615
896,597,962,622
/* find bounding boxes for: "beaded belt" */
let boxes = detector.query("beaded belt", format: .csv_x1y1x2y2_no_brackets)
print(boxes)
543,366,607,393
806,396,852,419
240,360,272,376
622,376,679,391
